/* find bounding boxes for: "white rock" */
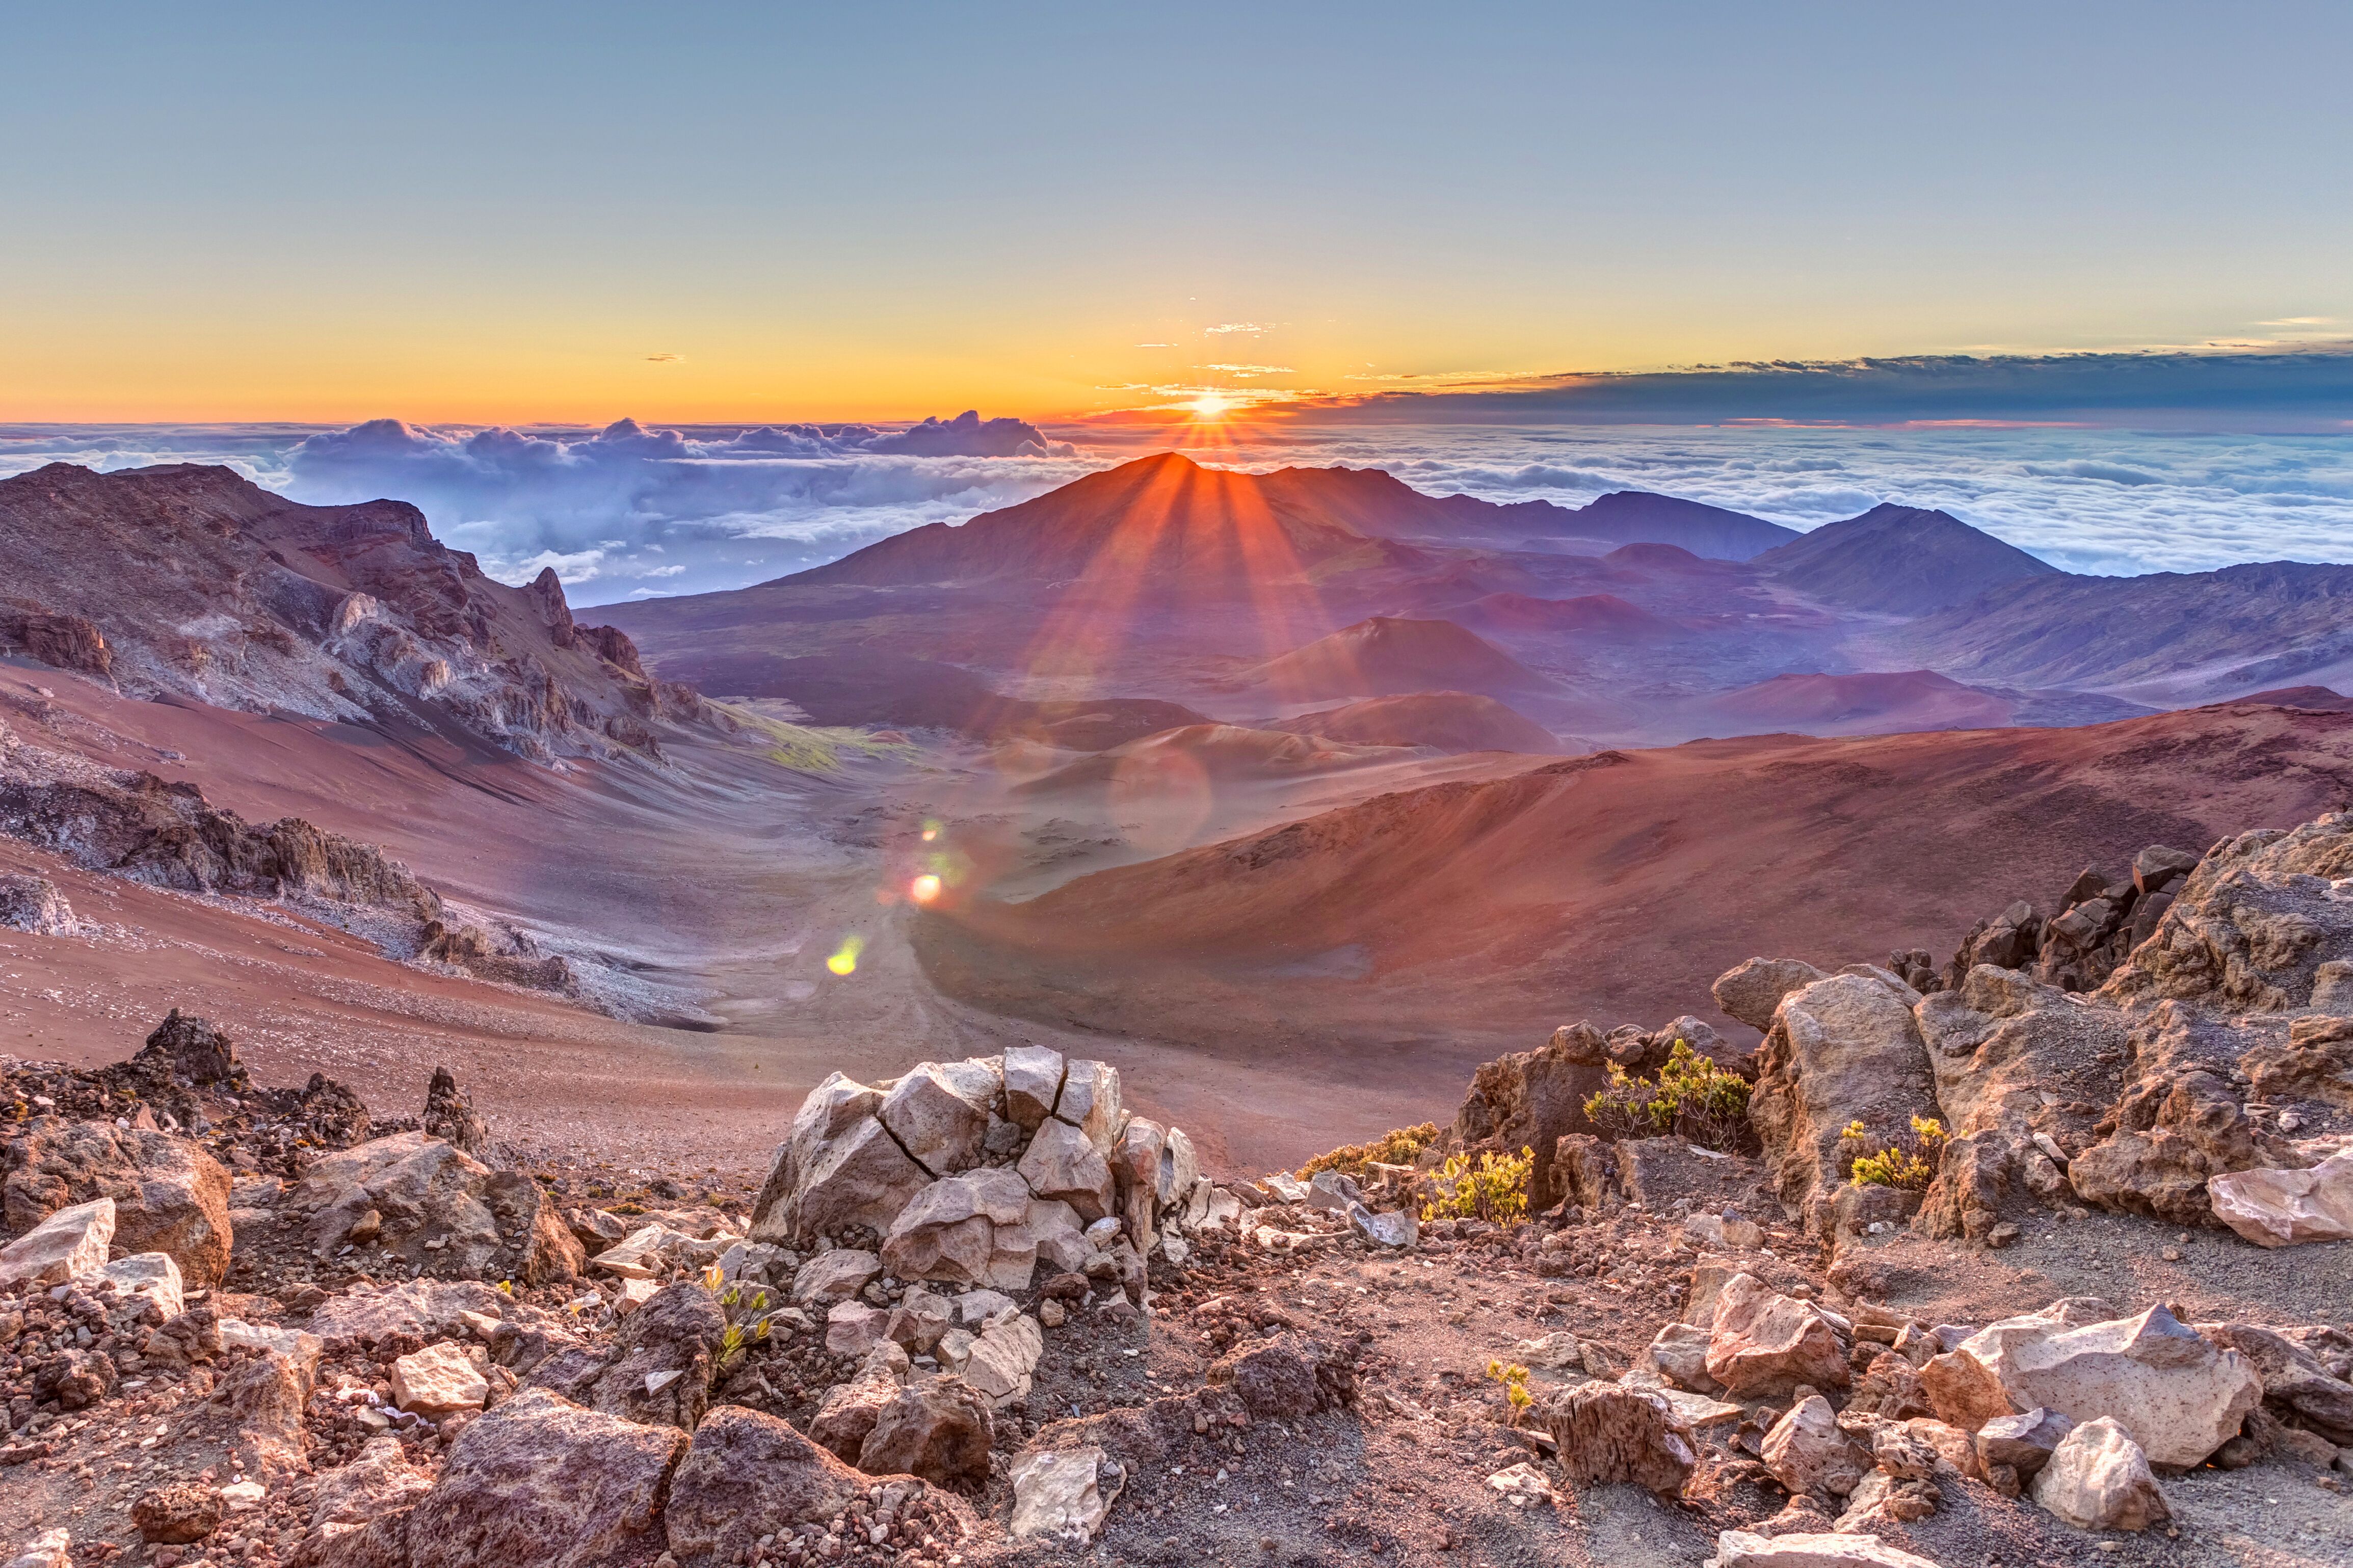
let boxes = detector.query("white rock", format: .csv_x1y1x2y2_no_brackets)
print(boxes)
1956,1304,2259,1469
951,1287,1017,1326
1009,1445,1123,1542
791,1248,881,1305
613,1277,659,1315
82,1251,183,1319
2031,1416,2170,1531
1019,1119,1115,1223
756,1083,930,1242
1712,1529,1943,1567
1485,1461,1557,1507
2209,1149,2353,1246
1053,1060,1125,1153
1348,1203,1418,1248
878,1060,998,1177
1002,1043,1066,1131
962,1311,1045,1404
826,1301,886,1358
4,1527,70,1568
1156,1126,1200,1208
221,1319,320,1361
588,1224,671,1278
219,1479,267,1512
1027,1198,1091,1273
390,1341,488,1416
0,1197,114,1290
1761,1395,1872,1498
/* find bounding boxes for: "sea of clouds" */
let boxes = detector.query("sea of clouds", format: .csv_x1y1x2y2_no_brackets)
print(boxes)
4,412,2350,599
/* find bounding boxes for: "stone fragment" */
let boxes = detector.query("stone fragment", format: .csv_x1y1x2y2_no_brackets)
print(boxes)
304,1278,511,1350
0,874,75,935
663,1406,873,1566
3,1118,233,1283
132,1482,224,1544
809,1343,909,1465
390,1341,489,1416
1975,1406,2072,1481
1545,1383,1696,1497
1017,1117,1115,1222
2196,1321,2353,1443
1706,1273,1850,1400
1956,1304,2259,1469
951,1288,1016,1325
1844,1351,1932,1420
522,1281,721,1431
86,1251,185,1319
1711,1531,1943,1568
1918,1347,2015,1432
1644,1321,1723,1393
2209,1149,2353,1246
826,1301,886,1358
884,1286,953,1354
858,1375,994,1484
1052,1059,1125,1152
791,1248,880,1305
1486,1461,1558,1507
1001,1043,1066,1131
3,1532,68,1568
963,1311,1045,1404
1026,1198,1091,1273
1112,1117,1166,1204
1009,1445,1124,1542
1760,1395,1872,1498
139,1008,243,1085
1157,1125,1200,1207
878,1060,998,1177
0,1196,114,1290
1347,1202,1419,1248
317,1388,685,1568
298,1434,434,1557
1712,957,1831,1032
2031,1416,2170,1531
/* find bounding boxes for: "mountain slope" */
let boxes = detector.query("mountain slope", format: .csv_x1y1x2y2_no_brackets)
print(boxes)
919,704,2353,1054
1756,503,2063,614
1267,692,1563,753
0,463,700,763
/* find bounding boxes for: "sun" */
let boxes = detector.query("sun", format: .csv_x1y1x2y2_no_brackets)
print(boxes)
1188,391,1234,420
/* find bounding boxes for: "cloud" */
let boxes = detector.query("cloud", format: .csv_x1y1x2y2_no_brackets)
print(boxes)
1202,363,1294,378
645,353,686,363
1203,323,1270,335
1273,345,2353,435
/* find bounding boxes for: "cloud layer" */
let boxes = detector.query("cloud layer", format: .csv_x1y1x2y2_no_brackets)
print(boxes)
5,406,2350,598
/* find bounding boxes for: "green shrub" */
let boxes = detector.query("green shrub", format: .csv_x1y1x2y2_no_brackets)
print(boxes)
1846,1115,1948,1190
700,1264,777,1372
1420,1148,1532,1225
1580,1039,1752,1151
1299,1122,1440,1181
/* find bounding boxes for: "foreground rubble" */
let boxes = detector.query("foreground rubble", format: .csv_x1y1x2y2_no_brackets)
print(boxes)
6,811,2353,1565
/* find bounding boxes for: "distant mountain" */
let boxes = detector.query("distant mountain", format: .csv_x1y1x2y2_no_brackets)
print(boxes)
1248,617,1554,701
1893,560,2353,700
788,454,1797,592
1463,592,1677,637
0,463,697,762
1267,692,1564,754
1756,503,2063,614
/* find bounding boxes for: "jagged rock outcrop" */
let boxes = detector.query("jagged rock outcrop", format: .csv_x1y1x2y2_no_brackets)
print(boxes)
1747,970,1938,1235
288,1129,584,1285
421,1066,493,1157
0,462,715,764
1936,843,2201,996
0,872,77,934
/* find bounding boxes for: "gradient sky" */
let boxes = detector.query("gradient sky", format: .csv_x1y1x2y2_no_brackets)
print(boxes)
5,2,2350,423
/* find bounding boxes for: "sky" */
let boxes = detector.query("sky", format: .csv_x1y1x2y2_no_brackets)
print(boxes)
5,2,2352,424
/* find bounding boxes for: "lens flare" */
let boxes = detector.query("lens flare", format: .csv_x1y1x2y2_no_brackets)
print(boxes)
920,821,942,843
825,935,864,976
909,873,943,905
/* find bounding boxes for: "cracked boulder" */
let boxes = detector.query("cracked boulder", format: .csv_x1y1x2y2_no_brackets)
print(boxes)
1747,970,1938,1236
3,1116,233,1284
663,1406,874,1568
749,1072,928,1242
1018,1117,1115,1223
880,1167,1033,1287
1705,1272,1850,1400
878,1060,1000,1177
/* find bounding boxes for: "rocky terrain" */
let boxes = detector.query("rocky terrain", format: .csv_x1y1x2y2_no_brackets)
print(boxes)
4,801,2350,1567
0,464,710,767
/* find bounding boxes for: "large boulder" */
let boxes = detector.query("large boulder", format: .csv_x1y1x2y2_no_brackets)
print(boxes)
749,1073,928,1242
2,1117,233,1284
2107,814,2353,1011
297,1434,435,1560
0,1195,114,1290
2030,1416,2169,1531
857,1376,994,1484
2195,1322,2353,1444
811,1343,911,1464
289,1131,581,1285
1747,971,1938,1234
1713,958,1830,1033
1950,1304,2259,1469
662,1406,873,1568
1545,1383,1696,1497
316,1389,685,1568
1441,1024,1617,1211
1705,1273,1849,1400
880,1168,1032,1287
1000,1043,1066,1131
878,1060,999,1178
2208,1147,2353,1245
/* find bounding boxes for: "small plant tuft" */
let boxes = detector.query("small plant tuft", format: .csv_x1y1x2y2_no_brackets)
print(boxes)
1421,1148,1533,1225
1847,1115,1949,1190
1580,1039,1752,1151
1300,1122,1440,1182
1485,1359,1535,1424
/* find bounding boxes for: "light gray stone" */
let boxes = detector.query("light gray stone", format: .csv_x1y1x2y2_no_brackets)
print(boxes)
1955,1304,2259,1469
0,1195,113,1290
1018,1118,1115,1223
1053,1059,1125,1153
1002,1044,1066,1132
2031,1416,2170,1531
878,1061,998,1178
1009,1445,1123,1542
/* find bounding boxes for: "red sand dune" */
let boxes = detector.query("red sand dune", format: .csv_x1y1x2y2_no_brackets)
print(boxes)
1683,670,2014,735
1248,616,1552,701
1270,692,1563,754
919,705,2353,1069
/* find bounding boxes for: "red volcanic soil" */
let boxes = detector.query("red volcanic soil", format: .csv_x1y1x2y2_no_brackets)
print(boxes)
1684,669,2014,735
2240,685,2353,710
1248,616,1551,701
1270,692,1563,754
919,704,2353,1076
1464,592,1676,638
